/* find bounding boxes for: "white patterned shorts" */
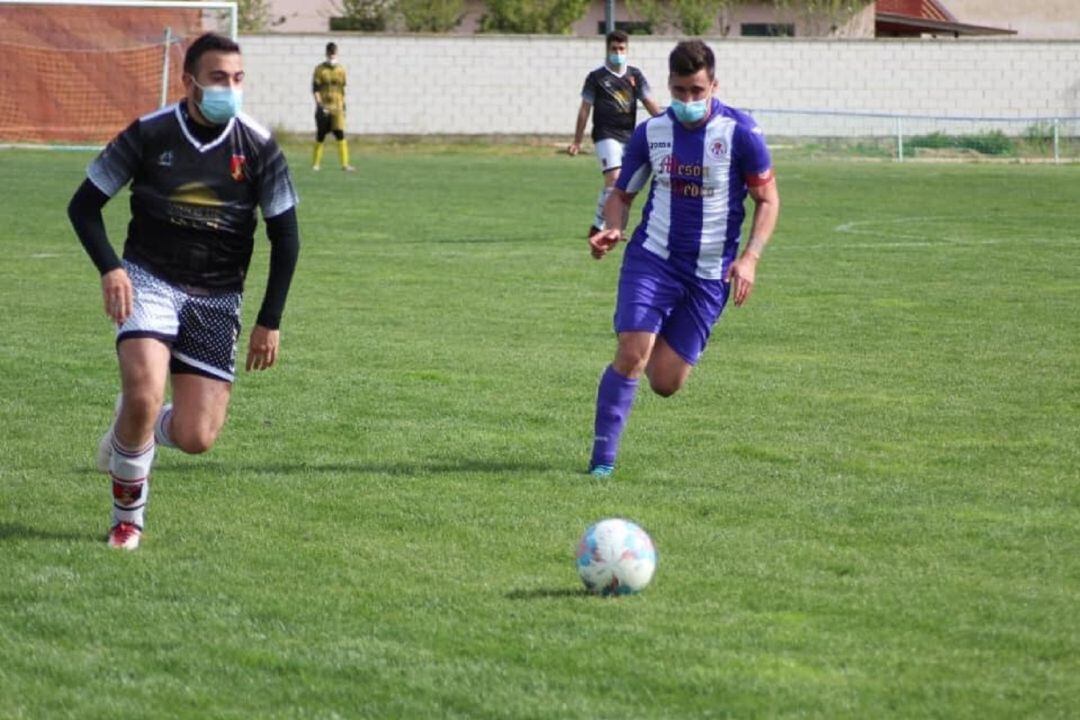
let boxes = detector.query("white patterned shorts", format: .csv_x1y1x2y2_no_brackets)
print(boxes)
117,260,242,382
594,138,626,174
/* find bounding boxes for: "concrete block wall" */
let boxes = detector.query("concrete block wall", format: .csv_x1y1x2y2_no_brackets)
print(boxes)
239,35,1080,137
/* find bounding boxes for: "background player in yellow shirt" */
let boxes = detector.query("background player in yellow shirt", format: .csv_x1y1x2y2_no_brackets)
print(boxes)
312,42,355,172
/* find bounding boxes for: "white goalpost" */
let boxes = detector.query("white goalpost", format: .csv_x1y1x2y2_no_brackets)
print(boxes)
0,0,238,145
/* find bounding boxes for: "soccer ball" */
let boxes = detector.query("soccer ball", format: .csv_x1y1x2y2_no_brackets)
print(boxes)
575,518,657,596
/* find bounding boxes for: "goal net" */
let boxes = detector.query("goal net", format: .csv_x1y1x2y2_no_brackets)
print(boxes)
0,0,236,145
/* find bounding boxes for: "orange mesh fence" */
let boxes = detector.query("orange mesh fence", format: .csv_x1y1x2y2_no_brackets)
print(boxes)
0,5,207,143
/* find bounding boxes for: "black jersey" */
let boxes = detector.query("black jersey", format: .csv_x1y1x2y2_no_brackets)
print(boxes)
581,65,652,144
87,101,298,292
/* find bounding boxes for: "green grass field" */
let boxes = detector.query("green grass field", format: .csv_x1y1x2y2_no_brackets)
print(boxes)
1,143,1078,718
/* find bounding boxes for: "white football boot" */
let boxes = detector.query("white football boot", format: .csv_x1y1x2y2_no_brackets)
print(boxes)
107,522,142,550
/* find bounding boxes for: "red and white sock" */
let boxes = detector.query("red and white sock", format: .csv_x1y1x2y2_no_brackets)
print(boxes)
153,403,176,449
109,438,154,529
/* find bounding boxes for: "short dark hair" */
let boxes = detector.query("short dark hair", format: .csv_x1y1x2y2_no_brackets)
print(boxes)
183,33,240,76
606,30,629,47
668,39,714,79
326,42,337,55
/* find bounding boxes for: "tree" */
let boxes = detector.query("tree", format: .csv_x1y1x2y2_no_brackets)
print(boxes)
673,0,730,35
332,0,396,32
769,0,871,36
478,0,592,34
236,0,274,32
398,0,465,32
627,0,738,36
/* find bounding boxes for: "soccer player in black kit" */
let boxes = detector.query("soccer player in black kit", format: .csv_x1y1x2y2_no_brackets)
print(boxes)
67,33,300,550
568,30,662,237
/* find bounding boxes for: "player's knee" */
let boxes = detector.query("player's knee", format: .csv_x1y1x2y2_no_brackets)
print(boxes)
332,129,344,141
122,390,165,426
171,425,219,455
648,376,683,398
612,352,649,378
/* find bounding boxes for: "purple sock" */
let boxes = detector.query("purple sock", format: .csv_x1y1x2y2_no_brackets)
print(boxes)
591,365,639,467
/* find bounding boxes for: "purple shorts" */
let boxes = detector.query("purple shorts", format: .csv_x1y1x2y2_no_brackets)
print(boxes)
613,242,730,365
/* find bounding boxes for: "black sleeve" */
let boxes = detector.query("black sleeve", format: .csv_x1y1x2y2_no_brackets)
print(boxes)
68,179,122,275
256,207,300,330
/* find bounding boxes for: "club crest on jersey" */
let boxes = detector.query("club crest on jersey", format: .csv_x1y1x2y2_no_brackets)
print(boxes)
708,140,727,159
157,150,173,167
230,154,246,182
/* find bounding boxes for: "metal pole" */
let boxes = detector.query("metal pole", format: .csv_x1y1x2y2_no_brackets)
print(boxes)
896,116,904,162
605,0,615,34
160,27,171,108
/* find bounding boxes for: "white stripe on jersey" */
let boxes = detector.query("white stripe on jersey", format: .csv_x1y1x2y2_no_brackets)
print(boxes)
696,117,736,279
139,103,177,123
174,104,235,153
641,117,674,262
238,112,271,141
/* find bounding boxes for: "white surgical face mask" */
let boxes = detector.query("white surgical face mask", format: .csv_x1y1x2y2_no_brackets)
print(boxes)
193,79,242,124
671,98,708,124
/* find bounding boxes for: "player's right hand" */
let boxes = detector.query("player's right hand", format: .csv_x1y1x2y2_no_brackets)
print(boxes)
101,268,133,325
567,142,580,156
589,228,622,260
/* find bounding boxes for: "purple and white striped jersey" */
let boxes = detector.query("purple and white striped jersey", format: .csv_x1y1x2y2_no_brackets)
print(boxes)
616,99,773,280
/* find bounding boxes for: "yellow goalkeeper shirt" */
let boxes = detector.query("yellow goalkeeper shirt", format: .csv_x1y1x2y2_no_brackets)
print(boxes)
312,61,347,113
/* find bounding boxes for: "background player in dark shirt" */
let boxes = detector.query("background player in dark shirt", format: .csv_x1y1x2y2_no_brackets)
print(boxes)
568,31,662,237
67,33,300,550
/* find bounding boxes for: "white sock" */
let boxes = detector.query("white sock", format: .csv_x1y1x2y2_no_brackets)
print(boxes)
154,403,176,449
593,187,612,230
109,439,155,529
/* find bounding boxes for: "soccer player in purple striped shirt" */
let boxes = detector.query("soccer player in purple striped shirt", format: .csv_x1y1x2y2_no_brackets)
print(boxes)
586,40,780,477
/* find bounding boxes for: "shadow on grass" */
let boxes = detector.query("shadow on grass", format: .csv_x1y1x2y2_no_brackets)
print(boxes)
74,458,560,478
506,587,590,600
395,234,555,245
0,522,96,544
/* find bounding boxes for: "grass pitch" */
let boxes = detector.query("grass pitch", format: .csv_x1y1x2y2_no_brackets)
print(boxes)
0,143,1078,718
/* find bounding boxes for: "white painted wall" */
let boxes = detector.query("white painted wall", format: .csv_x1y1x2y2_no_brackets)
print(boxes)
946,0,1080,40
238,35,1080,137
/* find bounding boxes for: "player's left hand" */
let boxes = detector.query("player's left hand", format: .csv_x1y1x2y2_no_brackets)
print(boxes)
589,228,622,260
724,253,758,307
246,325,280,371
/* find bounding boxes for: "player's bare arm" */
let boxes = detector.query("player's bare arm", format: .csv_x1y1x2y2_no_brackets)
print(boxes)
101,267,134,324
725,176,780,307
589,188,636,259
568,100,591,155
643,96,663,117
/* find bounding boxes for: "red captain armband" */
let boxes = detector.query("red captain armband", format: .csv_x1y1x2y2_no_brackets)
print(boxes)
745,168,774,187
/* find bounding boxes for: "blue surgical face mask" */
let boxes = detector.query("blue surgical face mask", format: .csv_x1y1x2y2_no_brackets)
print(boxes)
671,98,708,124
608,52,626,68
193,79,242,124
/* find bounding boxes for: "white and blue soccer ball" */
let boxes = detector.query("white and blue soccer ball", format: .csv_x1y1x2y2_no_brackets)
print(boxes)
576,518,657,596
